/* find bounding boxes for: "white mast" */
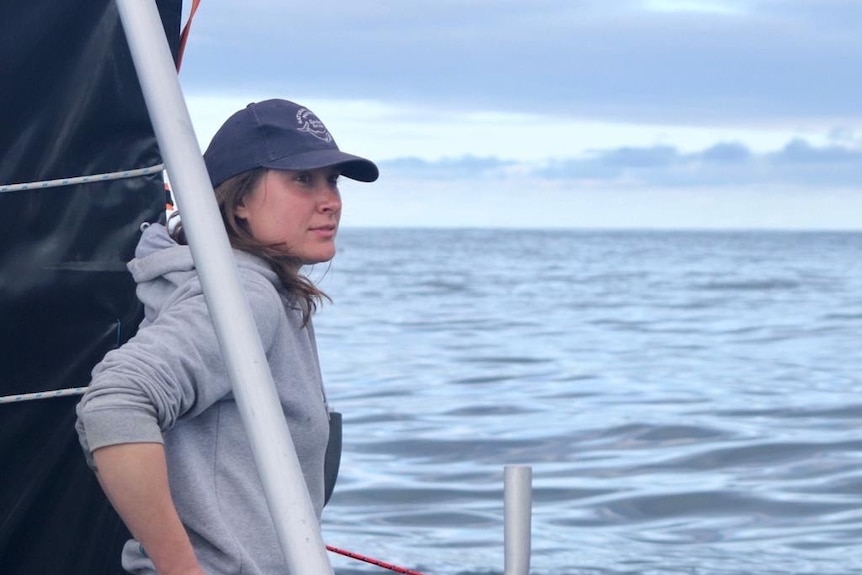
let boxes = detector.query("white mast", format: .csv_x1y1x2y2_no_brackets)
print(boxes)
504,465,532,575
114,1,332,573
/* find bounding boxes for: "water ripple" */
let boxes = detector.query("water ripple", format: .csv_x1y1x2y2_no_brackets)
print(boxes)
317,229,862,574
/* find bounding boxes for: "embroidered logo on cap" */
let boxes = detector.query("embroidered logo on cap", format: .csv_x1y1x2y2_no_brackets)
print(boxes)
296,108,333,143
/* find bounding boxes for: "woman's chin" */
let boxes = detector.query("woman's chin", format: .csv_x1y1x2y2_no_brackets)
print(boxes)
300,247,337,266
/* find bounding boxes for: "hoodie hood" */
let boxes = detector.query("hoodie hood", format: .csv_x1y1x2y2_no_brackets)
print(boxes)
128,223,280,323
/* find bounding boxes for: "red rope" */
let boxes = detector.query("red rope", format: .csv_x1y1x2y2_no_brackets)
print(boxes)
326,544,431,575
176,0,202,71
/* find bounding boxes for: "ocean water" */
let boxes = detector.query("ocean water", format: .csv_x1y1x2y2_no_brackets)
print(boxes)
311,229,862,575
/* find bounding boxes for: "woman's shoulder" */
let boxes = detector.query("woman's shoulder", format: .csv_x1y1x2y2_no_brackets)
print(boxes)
234,263,295,341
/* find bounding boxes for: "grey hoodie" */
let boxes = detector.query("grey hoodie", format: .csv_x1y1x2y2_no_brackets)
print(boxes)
76,224,330,575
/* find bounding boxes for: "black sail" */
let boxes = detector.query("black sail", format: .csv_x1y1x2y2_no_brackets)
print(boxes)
0,1,181,573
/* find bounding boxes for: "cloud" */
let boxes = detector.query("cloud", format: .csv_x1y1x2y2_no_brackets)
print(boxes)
379,138,862,189
380,155,517,180
770,139,862,165
699,142,752,164
179,0,862,126
175,2,862,230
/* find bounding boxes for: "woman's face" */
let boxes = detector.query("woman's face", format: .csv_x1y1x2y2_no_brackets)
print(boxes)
235,168,342,265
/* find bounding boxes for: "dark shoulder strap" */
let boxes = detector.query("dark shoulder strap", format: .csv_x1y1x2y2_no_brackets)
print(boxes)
323,411,342,506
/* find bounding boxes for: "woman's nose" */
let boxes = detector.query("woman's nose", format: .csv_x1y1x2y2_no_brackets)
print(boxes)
319,186,342,212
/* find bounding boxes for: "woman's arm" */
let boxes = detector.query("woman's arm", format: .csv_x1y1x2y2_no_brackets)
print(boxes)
93,443,206,575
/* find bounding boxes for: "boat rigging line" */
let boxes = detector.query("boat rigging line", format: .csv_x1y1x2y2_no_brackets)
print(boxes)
0,164,165,194
326,545,431,575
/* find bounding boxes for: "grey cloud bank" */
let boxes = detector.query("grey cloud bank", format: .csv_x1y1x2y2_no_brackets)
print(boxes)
181,0,862,126
380,139,862,189
178,0,862,229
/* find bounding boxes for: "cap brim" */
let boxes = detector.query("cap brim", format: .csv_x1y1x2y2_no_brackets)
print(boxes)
263,149,379,182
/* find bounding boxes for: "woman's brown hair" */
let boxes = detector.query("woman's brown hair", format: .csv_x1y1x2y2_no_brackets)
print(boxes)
168,168,328,324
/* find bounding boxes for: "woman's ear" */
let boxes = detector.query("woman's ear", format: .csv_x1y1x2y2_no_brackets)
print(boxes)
234,199,249,220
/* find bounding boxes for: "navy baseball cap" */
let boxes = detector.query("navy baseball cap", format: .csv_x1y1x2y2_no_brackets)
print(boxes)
203,99,379,188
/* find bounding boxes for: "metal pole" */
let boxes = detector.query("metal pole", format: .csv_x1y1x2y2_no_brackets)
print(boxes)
114,1,332,573
503,465,532,575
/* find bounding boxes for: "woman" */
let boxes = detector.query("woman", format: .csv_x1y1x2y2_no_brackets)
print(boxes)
76,99,378,575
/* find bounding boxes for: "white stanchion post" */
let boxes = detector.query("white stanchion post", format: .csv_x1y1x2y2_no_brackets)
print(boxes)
504,465,532,575
114,1,332,573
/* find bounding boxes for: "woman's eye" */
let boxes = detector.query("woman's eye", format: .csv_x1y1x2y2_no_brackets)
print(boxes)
328,174,341,185
294,173,312,184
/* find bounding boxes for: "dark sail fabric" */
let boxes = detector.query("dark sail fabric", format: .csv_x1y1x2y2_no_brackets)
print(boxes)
0,1,181,573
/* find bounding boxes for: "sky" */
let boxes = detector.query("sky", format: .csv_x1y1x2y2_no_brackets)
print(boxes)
176,0,862,230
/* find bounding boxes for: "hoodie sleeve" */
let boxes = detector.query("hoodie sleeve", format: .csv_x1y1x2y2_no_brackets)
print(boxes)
76,273,284,465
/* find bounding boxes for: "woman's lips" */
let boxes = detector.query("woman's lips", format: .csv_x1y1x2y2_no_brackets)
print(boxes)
310,224,337,238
